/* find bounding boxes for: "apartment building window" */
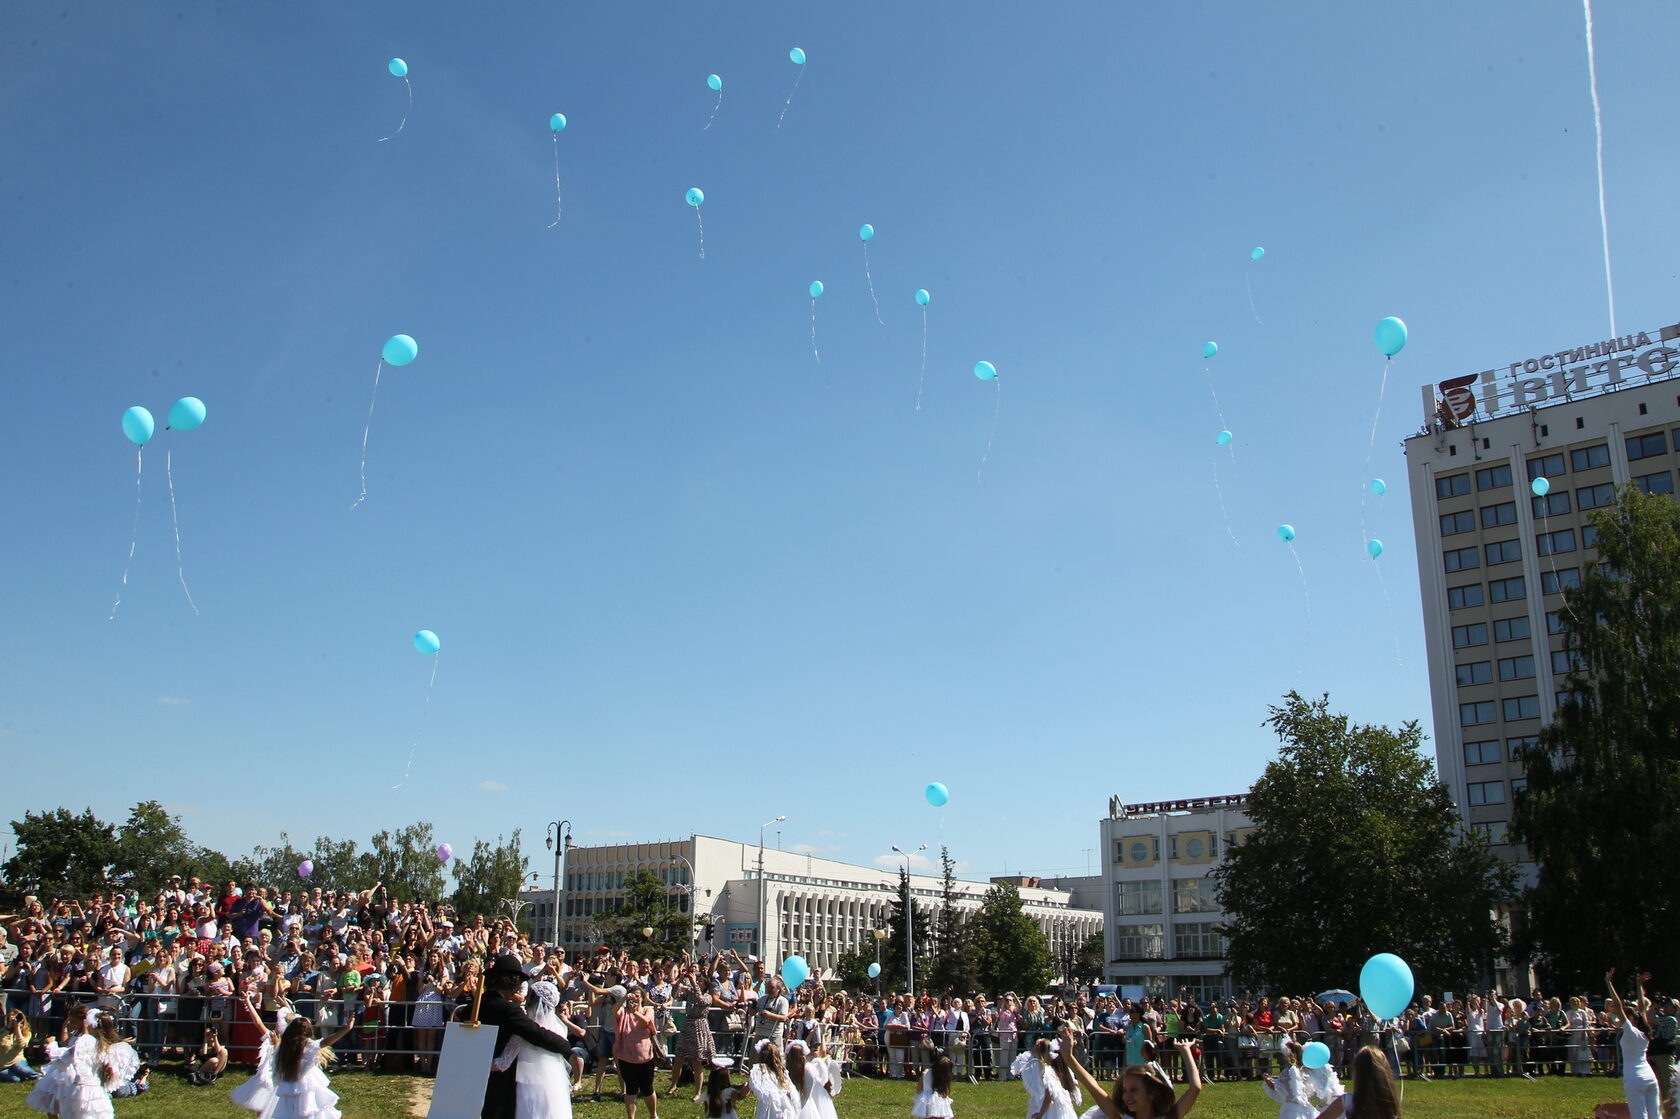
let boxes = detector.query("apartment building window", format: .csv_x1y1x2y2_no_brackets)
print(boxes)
1456,661,1492,687
1115,880,1162,916
1511,778,1529,797
1542,569,1582,594
1114,924,1165,960
1637,471,1675,495
1503,695,1541,720
1464,739,1501,766
1173,878,1218,914
1480,502,1518,529
1173,922,1227,958
1506,735,1539,759
1453,623,1489,649
1551,649,1584,674
1485,540,1523,565
1460,700,1497,726
1578,483,1616,510
1626,432,1669,461
1448,584,1485,609
1436,474,1472,499
1572,444,1611,471
1493,616,1531,642
1441,510,1476,536
1444,546,1481,573
1536,529,1576,556
1476,464,1513,490
1472,822,1508,843
1489,575,1526,603
1467,781,1506,806
1498,655,1535,681
1532,491,1571,517
1583,524,1599,548
1527,453,1565,480
1546,611,1568,635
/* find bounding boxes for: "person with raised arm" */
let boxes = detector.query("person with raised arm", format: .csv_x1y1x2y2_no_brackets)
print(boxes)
1608,968,1662,1119
1058,1024,1201,1119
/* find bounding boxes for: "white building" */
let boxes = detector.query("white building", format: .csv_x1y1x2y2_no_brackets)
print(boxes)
1099,794,1254,1003
520,833,1102,982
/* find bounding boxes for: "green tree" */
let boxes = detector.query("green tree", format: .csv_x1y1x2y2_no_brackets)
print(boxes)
112,801,197,895
1512,486,1680,990
595,870,697,957
928,847,980,994
1214,693,1516,995
450,830,529,921
1071,929,1106,986
3,808,119,904
365,822,447,904
883,868,933,993
832,941,879,992
970,881,1053,996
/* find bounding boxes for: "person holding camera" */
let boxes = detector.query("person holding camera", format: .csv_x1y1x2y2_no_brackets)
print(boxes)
0,1010,41,1082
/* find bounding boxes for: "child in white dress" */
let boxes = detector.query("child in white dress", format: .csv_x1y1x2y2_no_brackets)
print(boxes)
25,1005,85,1117
911,1053,955,1119
804,1037,842,1119
231,993,356,1119
1011,1039,1081,1119
1262,1042,1314,1119
490,980,588,1119
746,1040,803,1119
42,1009,118,1119
702,1059,744,1119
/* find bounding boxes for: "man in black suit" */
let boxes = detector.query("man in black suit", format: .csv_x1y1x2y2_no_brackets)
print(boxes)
480,953,576,1119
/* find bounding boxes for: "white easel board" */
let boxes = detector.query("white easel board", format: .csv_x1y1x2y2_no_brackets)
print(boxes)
427,1021,498,1119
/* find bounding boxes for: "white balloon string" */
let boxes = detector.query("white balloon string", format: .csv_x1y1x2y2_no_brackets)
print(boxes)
393,652,440,790
165,439,199,616
1204,363,1234,469
777,65,804,130
863,244,883,325
352,358,384,510
378,76,412,143
704,90,723,132
1537,498,1581,628
1212,455,1240,551
977,376,1001,482
1288,540,1311,683
915,307,928,411
1245,267,1264,326
811,299,821,364
1583,0,1616,337
548,134,563,228
109,447,143,620
695,209,706,260
1374,559,1402,668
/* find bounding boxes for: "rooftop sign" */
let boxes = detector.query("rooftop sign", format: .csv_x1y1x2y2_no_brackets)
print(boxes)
1114,794,1248,817
1425,320,1680,428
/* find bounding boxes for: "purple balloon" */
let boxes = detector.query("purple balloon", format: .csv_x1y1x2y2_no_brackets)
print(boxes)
437,843,453,863
297,860,313,879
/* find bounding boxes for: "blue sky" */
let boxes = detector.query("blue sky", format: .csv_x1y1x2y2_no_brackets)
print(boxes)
3,1,1676,883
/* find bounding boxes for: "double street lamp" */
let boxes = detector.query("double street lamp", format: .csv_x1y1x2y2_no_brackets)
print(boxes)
544,820,572,948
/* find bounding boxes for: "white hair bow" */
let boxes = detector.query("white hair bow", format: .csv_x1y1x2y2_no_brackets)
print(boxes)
85,1009,105,1027
785,1040,809,1054
754,1038,774,1054
1047,1040,1061,1059
710,1056,735,1070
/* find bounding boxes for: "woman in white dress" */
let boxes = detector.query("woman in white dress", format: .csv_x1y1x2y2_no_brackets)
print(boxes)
911,1053,954,1119
490,980,589,1119
746,1039,803,1119
1566,996,1595,1076
1261,1041,1314,1119
1608,969,1662,1119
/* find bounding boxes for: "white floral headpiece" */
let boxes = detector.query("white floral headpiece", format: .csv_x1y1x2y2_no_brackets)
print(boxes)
85,1008,105,1027
785,1040,809,1054
710,1056,735,1070
754,1038,774,1054
1047,1040,1061,1059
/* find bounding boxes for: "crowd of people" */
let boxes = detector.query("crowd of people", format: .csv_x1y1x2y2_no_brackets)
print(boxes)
0,877,1673,1119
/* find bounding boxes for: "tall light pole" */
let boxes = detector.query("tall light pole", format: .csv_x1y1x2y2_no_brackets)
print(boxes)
544,820,572,948
891,844,927,995
670,854,698,958
758,815,786,959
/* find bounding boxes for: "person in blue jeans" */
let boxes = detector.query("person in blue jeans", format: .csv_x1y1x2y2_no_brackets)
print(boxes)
0,1011,42,1081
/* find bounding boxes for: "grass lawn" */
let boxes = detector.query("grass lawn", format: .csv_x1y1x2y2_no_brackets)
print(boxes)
0,1069,1628,1119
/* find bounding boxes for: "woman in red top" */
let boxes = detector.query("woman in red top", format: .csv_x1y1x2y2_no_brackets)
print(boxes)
616,988,661,1119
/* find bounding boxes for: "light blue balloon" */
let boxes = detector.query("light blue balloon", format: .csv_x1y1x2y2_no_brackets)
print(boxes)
1251,247,1266,261
859,224,874,242
1370,478,1387,496
789,47,807,65
1302,1042,1330,1070
925,781,949,807
383,334,418,366
413,629,441,655
707,74,723,92
1203,341,1219,359
121,406,155,447
550,113,567,132
1368,539,1384,558
867,962,881,979
915,289,930,307
973,361,997,381
1531,476,1550,497
780,955,809,990
1216,430,1233,446
685,187,704,207
809,281,824,299
1276,524,1296,543
1375,316,1408,357
1359,952,1414,1020
167,397,206,432
388,58,408,78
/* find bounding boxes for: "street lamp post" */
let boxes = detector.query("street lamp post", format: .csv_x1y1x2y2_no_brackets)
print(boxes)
671,854,698,958
891,844,927,995
872,927,887,997
544,820,572,948
758,815,786,959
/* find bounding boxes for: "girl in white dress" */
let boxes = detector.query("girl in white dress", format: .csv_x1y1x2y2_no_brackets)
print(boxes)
1261,1041,1314,1119
1311,1045,1398,1119
490,980,589,1119
1302,1060,1343,1113
1608,969,1661,1119
44,1009,119,1119
702,1059,744,1119
1060,1025,1201,1119
746,1040,803,1119
805,1037,843,1119
1010,1039,1081,1119
911,1053,954,1119
25,1005,85,1116
231,993,356,1119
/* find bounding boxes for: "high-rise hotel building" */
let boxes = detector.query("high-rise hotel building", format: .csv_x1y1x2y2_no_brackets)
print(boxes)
1404,319,1680,875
